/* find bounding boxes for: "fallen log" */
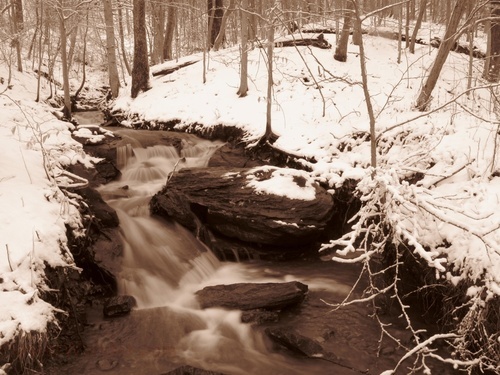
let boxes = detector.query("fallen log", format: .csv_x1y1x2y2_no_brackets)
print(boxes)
273,33,331,49
151,58,201,77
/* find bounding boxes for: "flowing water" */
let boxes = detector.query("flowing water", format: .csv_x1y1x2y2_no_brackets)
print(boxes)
53,130,441,375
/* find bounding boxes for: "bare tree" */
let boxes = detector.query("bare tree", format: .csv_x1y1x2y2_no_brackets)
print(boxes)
56,0,72,118
131,0,150,98
163,0,176,60
150,0,165,64
410,0,427,53
237,0,249,97
487,0,500,81
118,0,131,75
352,0,377,168
208,0,224,48
213,0,236,51
103,0,120,98
9,0,23,72
263,4,278,143
334,1,353,62
415,0,468,111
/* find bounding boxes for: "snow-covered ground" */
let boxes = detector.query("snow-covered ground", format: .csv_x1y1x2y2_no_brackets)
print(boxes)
114,30,499,299
0,68,93,371
0,20,499,372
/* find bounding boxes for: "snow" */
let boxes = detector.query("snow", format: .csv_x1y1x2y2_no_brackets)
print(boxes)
246,166,317,200
1,18,499,368
0,69,88,347
113,26,500,303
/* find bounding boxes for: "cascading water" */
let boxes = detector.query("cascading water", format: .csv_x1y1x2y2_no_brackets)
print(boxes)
95,136,349,375
54,130,421,375
100,139,222,308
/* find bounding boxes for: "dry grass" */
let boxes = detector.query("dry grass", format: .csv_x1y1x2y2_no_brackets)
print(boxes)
0,329,50,374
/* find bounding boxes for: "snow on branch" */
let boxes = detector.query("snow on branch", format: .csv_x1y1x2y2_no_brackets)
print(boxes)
320,165,500,373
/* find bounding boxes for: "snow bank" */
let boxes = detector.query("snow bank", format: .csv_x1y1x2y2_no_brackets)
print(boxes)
0,68,88,360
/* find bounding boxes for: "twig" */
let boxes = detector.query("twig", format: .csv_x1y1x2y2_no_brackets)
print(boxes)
383,333,459,374
5,244,13,271
165,157,186,187
377,83,500,140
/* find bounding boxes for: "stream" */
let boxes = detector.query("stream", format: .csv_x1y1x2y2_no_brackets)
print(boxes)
52,124,439,375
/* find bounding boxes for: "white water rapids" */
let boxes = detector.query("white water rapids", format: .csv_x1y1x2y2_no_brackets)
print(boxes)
94,135,363,375
54,130,420,375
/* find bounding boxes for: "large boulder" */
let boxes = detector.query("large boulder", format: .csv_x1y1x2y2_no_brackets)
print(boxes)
150,165,334,259
195,281,308,311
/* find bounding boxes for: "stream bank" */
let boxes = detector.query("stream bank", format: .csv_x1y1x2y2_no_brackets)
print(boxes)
40,112,454,375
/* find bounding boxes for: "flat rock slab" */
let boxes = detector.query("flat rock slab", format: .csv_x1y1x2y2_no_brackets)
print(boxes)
195,281,308,311
150,166,334,247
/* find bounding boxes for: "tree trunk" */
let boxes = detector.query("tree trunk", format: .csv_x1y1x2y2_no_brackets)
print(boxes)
74,12,89,100
208,0,224,48
249,0,257,41
67,24,79,70
483,17,492,79
238,0,249,97
488,0,500,81
103,0,120,98
117,1,131,75
264,11,276,142
397,2,403,63
213,0,236,51
10,0,22,72
163,0,176,60
352,0,362,45
334,1,353,62
415,0,467,111
58,0,71,118
405,0,410,48
14,0,23,30
151,0,165,64
131,0,150,98
410,0,427,53
36,0,44,102
352,0,377,169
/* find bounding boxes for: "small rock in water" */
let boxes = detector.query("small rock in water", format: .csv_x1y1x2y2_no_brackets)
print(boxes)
103,295,136,318
96,358,118,371
265,327,331,359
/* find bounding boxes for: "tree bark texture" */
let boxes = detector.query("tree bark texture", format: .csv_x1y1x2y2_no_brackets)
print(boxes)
131,0,149,98
415,0,467,111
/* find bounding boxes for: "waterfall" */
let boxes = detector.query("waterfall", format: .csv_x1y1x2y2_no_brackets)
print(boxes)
92,135,359,375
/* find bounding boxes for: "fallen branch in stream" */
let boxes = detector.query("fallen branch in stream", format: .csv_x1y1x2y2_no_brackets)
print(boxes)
164,157,186,187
